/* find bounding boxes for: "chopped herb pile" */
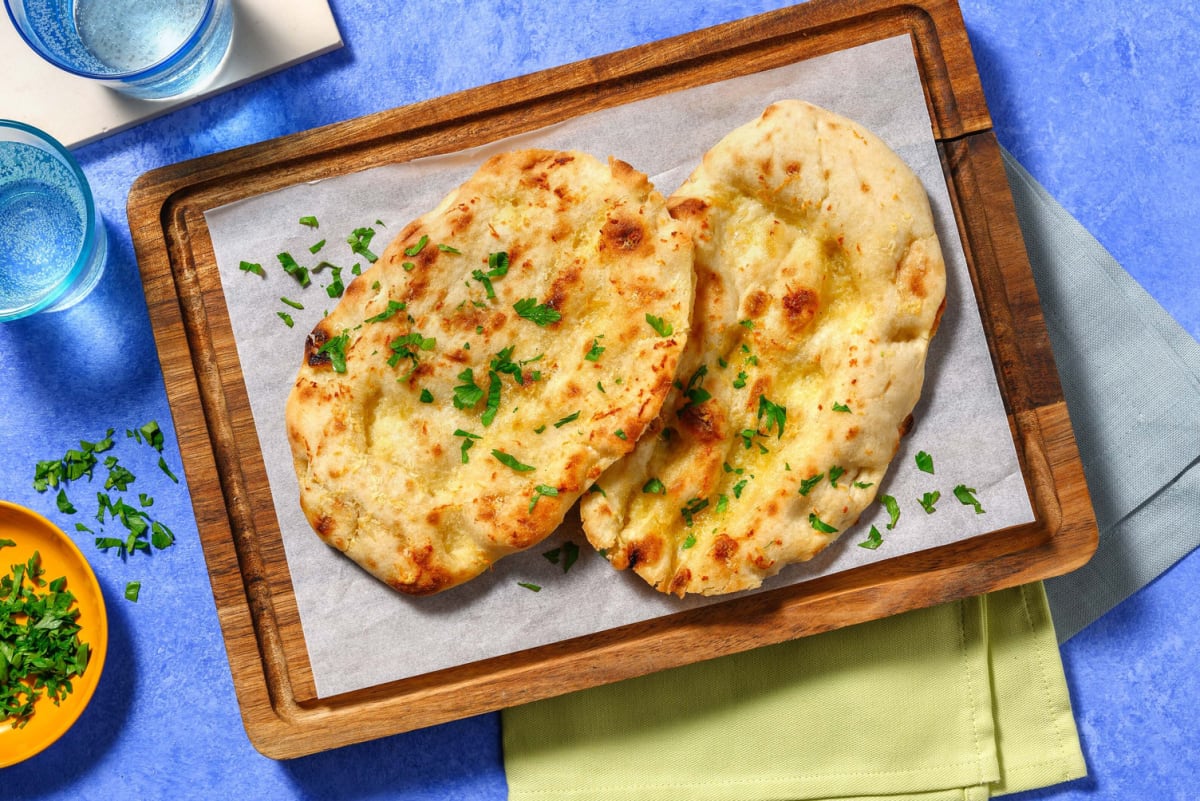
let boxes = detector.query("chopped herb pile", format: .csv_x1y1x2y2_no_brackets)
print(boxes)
1,548,91,728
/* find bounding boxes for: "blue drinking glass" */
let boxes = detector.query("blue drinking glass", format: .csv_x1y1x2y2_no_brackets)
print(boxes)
0,120,107,321
4,0,234,101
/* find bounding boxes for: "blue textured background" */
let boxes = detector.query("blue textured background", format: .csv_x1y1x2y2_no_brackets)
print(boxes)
2,1,1197,798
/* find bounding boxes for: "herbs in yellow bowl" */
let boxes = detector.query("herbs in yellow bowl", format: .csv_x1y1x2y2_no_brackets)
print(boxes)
0,500,107,767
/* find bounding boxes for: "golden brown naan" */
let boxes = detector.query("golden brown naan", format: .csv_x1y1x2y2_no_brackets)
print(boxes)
286,149,693,595
579,100,947,596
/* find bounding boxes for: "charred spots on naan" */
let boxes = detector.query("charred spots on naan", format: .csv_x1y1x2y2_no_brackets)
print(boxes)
667,568,692,596
598,212,652,258
710,534,739,564
667,196,709,222
304,325,334,368
782,285,820,332
744,289,771,319
389,544,455,596
677,399,727,444
544,262,584,315
623,535,663,571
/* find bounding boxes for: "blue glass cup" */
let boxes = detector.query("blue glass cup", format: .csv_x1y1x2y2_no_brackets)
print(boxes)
5,0,235,101
0,120,107,321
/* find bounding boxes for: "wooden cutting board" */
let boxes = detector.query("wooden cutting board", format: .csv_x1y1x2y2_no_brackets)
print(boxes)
127,0,1097,759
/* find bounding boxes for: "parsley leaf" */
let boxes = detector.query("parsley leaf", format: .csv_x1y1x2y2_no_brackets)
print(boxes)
954,485,985,514
757,395,787,438
645,314,673,337
916,450,935,474
528,484,559,512
492,449,535,472
239,260,265,277
553,411,581,428
919,490,941,514
680,497,709,527
880,494,901,530
584,337,605,362
453,429,481,464
364,300,407,323
832,401,852,413
809,513,838,534
277,252,310,287
513,297,562,326
858,525,884,550
642,477,666,495
317,331,351,373
453,368,485,410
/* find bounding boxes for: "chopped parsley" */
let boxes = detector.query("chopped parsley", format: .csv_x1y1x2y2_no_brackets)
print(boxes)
438,243,462,254
542,541,579,572
584,337,605,362
453,368,485,410
832,401,852,413
732,371,748,389
317,331,351,373
239,260,265,277
299,215,319,228
528,484,559,513
796,474,825,494
757,395,787,438
481,371,502,426
347,226,379,262
277,312,295,328
471,251,510,299
403,234,429,257
681,365,711,407
364,300,407,323
858,525,884,550
645,314,673,337
1,552,91,727
879,494,901,530
492,449,535,472
280,296,304,310
808,513,838,534
419,388,434,403
513,297,561,326
277,252,310,287
124,581,141,602
309,239,326,254
828,465,845,488
453,429,481,463
954,485,985,514
919,490,941,514
681,533,697,549
553,411,581,428
732,478,749,499
916,451,935,474
680,497,709,527
517,582,542,592
642,477,666,495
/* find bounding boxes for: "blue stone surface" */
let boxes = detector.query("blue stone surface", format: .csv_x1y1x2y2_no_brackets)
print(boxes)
2,1,1197,798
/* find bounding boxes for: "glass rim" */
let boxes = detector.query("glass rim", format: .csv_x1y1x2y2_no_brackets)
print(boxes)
0,118,103,320
3,0,218,83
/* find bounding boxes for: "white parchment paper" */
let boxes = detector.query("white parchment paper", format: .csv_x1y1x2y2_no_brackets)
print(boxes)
204,35,1035,698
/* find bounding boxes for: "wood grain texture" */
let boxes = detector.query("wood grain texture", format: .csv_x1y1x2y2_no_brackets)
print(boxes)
126,0,1097,759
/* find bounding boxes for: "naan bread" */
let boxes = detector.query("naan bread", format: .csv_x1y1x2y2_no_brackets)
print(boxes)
580,101,946,596
286,149,693,595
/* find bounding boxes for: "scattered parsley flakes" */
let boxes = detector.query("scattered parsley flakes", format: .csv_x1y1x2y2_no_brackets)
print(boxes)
853,481,874,489
124,581,141,602
858,525,884,550
715,494,729,513
880,494,901,530
680,497,709,527
438,243,462,254
916,451,935,474
453,429,481,464
348,226,379,262
364,300,407,323
452,368,485,410
828,465,845,488
158,457,179,484
553,411,581,428
733,370,748,389
642,478,666,495
614,429,627,440
954,485,985,514
55,489,75,514
492,449,535,472
517,582,542,592
585,337,605,362
645,313,673,337
738,318,755,329
799,473,824,496
528,484,560,513
919,490,941,514
239,260,265,277
317,330,351,373
757,395,787,438
299,215,319,228
682,364,711,408
809,513,838,534
419,388,434,403
277,311,295,328
832,401,852,413
513,297,561,327
280,296,304,310
481,371,502,427
404,234,430,257
309,239,326,254
681,533,697,549
277,252,310,287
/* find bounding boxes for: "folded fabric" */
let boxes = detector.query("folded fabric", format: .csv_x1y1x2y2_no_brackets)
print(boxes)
503,583,1084,800
1000,149,1200,642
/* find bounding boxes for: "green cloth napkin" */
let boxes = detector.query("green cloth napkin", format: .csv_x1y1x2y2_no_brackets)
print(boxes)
503,583,1084,800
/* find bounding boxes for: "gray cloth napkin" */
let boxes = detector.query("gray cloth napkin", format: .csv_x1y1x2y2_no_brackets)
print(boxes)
1002,148,1200,642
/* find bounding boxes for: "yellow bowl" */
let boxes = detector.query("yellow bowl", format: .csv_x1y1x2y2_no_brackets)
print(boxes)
0,500,108,767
